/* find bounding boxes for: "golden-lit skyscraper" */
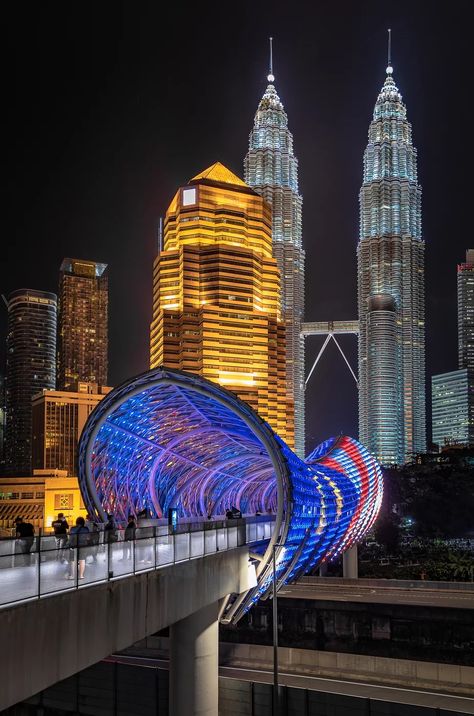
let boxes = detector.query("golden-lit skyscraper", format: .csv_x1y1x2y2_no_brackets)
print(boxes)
150,162,293,444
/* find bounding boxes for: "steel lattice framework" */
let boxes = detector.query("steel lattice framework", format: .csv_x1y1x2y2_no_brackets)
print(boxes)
78,367,382,622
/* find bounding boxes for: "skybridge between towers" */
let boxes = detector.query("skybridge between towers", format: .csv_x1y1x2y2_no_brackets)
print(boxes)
0,366,382,716
302,320,359,388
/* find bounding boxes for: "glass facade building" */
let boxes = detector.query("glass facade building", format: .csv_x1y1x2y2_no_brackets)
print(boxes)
150,162,293,446
57,259,108,390
358,63,425,465
432,369,474,447
458,249,474,370
244,73,305,456
4,289,57,475
431,250,474,448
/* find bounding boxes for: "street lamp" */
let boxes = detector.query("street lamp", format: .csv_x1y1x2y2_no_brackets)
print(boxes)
272,544,279,716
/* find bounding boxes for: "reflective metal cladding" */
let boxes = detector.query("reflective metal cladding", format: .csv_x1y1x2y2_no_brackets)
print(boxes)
358,61,425,465
79,367,382,623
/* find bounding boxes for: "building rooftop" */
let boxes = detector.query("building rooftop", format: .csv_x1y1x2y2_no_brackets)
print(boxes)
190,162,247,188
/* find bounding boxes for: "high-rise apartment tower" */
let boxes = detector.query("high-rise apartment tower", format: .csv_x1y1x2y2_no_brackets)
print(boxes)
458,249,474,370
57,259,108,390
358,45,425,465
150,162,293,445
244,45,304,455
4,289,57,474
431,249,474,448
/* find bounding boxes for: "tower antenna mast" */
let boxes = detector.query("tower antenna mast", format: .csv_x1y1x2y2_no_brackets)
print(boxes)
268,37,275,82
387,28,392,72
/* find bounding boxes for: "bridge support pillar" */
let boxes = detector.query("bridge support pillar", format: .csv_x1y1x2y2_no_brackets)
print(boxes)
169,601,219,716
343,544,358,578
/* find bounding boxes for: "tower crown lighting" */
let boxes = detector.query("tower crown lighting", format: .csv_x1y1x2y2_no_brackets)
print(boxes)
358,38,425,465
150,163,294,446
245,45,305,456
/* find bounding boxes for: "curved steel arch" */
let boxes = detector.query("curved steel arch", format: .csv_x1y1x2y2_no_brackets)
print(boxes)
78,367,383,622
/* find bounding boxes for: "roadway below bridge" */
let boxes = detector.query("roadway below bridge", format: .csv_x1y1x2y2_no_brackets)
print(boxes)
107,651,474,715
279,577,474,609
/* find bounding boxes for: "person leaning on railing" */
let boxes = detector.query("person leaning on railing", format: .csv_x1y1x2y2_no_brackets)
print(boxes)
104,513,118,544
84,513,100,563
122,514,136,561
14,517,35,567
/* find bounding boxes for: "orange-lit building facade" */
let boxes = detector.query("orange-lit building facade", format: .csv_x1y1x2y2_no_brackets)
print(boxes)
150,163,293,445
32,381,113,476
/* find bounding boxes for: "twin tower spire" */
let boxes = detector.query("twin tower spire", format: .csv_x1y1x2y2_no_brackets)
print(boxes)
251,29,425,466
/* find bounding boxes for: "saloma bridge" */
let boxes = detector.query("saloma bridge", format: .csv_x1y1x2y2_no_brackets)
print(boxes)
1,367,382,715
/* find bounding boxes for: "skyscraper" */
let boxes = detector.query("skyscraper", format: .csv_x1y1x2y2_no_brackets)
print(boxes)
150,162,293,445
32,381,112,475
458,249,474,370
358,43,425,465
431,249,474,448
432,369,474,447
4,289,57,474
244,44,305,456
57,259,108,390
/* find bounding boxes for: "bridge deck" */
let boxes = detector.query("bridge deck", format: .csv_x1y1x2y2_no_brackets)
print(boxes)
0,517,274,609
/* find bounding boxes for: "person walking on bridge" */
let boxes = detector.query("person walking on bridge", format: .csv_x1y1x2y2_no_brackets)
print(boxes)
51,513,69,562
67,517,90,580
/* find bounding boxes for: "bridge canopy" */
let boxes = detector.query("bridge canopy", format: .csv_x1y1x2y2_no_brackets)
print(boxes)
79,367,382,622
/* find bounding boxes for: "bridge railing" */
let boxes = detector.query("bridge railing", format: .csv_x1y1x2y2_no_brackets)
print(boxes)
0,516,275,609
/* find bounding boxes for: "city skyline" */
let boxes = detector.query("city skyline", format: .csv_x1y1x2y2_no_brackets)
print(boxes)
3,2,470,448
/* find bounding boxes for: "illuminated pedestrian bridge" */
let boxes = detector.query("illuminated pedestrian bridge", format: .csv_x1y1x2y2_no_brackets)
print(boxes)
79,367,383,623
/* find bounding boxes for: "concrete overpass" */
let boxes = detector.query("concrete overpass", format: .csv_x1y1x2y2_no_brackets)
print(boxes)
0,526,252,712
0,367,384,715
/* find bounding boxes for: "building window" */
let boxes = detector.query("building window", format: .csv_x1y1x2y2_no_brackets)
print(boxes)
182,187,197,206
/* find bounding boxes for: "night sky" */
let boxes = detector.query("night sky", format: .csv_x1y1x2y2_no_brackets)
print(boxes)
3,1,470,451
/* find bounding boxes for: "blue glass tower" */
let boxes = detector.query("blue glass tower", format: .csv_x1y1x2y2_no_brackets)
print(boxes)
358,44,426,464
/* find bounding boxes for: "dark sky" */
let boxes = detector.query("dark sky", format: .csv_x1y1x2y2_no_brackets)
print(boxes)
3,1,470,451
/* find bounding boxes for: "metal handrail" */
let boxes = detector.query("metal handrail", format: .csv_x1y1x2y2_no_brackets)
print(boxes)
0,518,274,610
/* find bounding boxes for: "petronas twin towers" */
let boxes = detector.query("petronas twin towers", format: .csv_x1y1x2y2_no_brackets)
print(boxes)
245,72,305,456
358,60,425,464
245,39,425,464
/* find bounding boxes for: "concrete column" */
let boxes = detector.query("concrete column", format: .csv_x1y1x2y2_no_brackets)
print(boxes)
169,601,219,716
343,544,358,578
